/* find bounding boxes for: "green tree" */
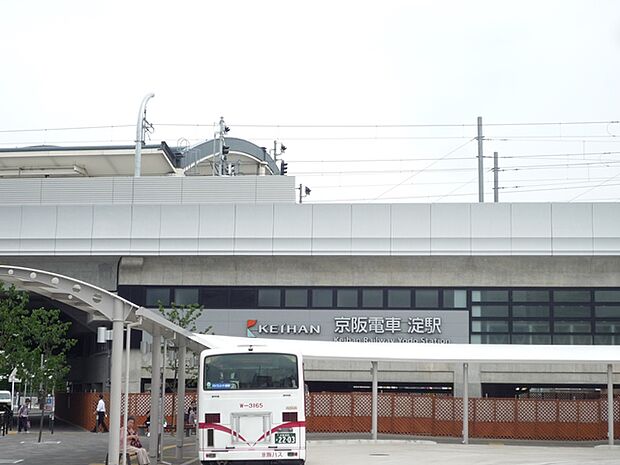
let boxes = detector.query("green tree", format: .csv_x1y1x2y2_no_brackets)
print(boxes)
0,283,29,386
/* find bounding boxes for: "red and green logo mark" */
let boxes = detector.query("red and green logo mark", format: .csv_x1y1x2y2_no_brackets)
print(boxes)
246,319,257,338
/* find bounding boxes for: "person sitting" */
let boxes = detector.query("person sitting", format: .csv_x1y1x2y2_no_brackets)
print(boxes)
120,416,150,465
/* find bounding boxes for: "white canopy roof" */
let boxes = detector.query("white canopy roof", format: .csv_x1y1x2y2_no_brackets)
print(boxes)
196,334,620,365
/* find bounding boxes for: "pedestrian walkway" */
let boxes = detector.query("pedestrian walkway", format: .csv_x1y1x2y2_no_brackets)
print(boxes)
1,421,619,465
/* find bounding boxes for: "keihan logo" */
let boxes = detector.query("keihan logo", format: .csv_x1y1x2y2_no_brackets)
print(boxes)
246,320,257,338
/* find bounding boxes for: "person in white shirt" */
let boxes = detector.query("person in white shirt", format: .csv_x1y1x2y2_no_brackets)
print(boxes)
93,394,107,433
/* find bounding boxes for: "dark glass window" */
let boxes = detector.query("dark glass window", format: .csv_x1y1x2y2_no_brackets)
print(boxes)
511,334,551,344
415,289,438,308
471,321,508,332
594,290,620,302
312,289,333,308
512,290,550,302
595,321,620,333
554,334,592,344
146,288,171,307
336,289,358,308
173,288,199,306
472,305,508,317
512,321,550,333
595,305,620,318
258,289,281,307
471,334,510,344
202,288,228,308
362,289,383,308
553,290,590,302
471,290,508,302
204,353,299,390
230,289,256,308
594,335,620,345
387,289,411,308
554,321,591,333
443,290,467,308
512,305,550,318
285,289,308,308
553,305,591,318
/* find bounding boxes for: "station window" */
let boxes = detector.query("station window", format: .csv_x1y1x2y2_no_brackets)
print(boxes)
512,321,550,333
554,334,592,345
387,289,411,308
553,290,590,302
471,320,508,332
362,289,383,308
145,288,171,307
312,289,333,308
594,335,620,345
553,320,591,333
472,305,508,318
553,305,591,318
173,288,199,306
415,289,438,308
285,289,308,308
512,305,549,318
512,290,550,302
336,289,358,308
202,288,229,308
230,288,256,308
594,290,620,302
595,320,620,333
470,334,509,344
511,334,551,344
443,290,466,308
258,288,281,307
595,305,620,318
471,290,508,302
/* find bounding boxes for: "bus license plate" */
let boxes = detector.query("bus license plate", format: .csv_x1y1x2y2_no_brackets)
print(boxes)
274,432,296,444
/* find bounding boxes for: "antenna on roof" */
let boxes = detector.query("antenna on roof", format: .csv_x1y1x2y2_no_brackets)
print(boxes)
134,93,155,177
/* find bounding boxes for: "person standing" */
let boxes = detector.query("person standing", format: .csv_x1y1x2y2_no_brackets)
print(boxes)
17,398,30,433
94,394,107,433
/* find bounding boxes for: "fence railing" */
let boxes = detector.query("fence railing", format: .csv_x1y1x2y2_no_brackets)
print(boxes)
56,391,620,441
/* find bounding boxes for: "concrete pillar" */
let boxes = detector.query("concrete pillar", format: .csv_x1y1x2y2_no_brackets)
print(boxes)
176,340,187,460
108,300,125,465
149,327,161,459
454,363,481,398
608,364,614,446
463,363,469,445
371,361,378,440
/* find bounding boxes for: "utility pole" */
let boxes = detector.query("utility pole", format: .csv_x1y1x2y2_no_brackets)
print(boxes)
477,116,484,202
493,151,499,203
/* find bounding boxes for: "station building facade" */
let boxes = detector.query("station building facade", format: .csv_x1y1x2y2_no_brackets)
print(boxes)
1,140,619,398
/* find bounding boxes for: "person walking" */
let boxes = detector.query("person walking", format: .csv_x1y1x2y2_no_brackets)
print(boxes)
93,394,107,433
17,399,30,433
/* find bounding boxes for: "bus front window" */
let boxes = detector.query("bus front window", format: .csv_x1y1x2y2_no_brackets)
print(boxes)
204,353,298,391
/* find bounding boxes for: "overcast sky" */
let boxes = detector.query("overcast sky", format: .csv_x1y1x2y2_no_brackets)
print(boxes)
1,0,620,203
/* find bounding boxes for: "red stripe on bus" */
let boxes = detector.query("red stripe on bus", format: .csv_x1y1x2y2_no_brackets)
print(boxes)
198,422,248,443
254,421,306,443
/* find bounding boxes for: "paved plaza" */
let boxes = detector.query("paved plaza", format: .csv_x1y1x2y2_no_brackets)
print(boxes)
0,420,619,465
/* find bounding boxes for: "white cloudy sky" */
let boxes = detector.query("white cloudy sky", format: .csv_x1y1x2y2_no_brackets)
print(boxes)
1,0,620,203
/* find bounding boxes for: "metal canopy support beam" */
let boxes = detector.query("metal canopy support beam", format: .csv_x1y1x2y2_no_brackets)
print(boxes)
463,362,469,445
176,340,187,459
149,327,162,459
608,364,614,446
371,361,378,440
108,299,124,465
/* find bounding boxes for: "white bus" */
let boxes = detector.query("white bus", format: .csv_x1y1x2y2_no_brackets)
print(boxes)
198,346,306,465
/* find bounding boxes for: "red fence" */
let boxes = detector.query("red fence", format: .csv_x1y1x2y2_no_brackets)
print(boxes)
306,393,620,441
57,392,620,441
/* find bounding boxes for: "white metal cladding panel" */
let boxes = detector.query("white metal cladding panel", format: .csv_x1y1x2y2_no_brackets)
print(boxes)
112,177,134,204
593,203,620,254
551,203,593,255
430,204,471,254
198,204,235,254
511,203,552,255
471,203,511,254
132,177,183,204
234,204,273,254
159,205,199,254
194,177,257,203
181,177,223,203
19,205,57,254
0,206,22,254
41,178,114,204
91,205,132,254
130,205,161,253
255,176,296,203
390,204,431,255
55,205,93,254
312,204,352,255
351,204,390,254
0,179,42,204
272,204,312,255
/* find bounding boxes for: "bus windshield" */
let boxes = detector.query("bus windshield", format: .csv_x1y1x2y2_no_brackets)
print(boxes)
204,353,299,391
